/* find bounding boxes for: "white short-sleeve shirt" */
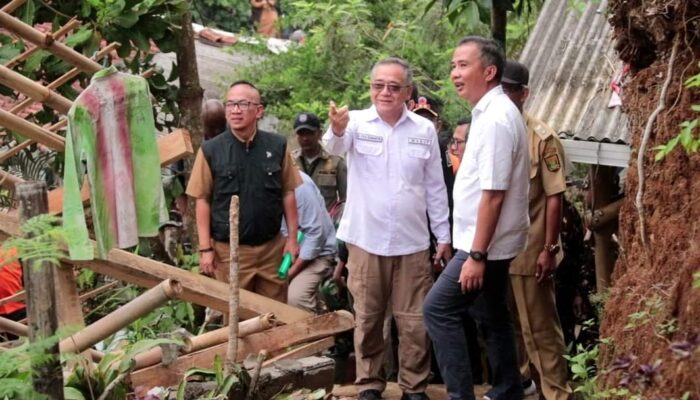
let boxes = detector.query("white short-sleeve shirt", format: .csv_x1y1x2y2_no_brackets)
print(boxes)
452,86,530,259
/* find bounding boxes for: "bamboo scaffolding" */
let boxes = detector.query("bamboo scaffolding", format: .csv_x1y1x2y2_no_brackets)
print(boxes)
0,64,73,113
0,0,26,13
0,11,102,74
0,168,24,190
0,316,104,362
5,18,80,69
226,195,240,374
0,139,32,163
59,279,182,354
0,290,24,306
131,313,277,370
0,109,65,151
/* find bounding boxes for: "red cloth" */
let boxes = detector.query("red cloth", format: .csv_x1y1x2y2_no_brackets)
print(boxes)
0,249,24,316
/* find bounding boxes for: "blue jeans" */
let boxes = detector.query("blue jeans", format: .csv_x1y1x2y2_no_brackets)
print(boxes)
424,251,523,400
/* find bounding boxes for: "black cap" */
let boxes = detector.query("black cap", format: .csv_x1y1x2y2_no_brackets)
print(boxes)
502,60,529,86
293,112,321,133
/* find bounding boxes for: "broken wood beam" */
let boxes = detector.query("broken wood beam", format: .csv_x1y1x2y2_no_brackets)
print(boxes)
262,336,335,368
132,313,277,370
129,310,355,388
60,279,182,355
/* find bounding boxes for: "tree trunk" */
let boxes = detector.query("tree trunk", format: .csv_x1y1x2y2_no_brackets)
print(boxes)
490,0,507,51
16,181,64,400
174,6,204,249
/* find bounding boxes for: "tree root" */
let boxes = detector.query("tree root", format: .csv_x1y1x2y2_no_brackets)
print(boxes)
635,36,680,255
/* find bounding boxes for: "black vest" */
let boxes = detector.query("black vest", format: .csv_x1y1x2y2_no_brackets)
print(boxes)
202,129,287,245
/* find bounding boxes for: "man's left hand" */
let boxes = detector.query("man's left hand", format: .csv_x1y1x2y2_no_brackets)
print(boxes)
535,250,556,284
284,237,300,263
433,243,453,272
288,260,304,280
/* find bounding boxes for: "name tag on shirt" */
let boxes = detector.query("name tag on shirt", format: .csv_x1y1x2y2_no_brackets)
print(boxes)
408,137,432,146
358,133,383,142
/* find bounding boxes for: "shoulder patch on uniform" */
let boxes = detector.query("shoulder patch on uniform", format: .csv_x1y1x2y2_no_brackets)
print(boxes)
543,152,561,172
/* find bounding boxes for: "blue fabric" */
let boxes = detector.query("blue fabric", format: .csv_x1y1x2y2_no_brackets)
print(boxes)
424,251,523,400
282,172,337,260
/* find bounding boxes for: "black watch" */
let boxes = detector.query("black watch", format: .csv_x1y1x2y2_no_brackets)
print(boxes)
469,250,487,262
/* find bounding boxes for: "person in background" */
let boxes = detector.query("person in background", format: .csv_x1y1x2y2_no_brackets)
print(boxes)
283,171,337,313
324,57,451,400
0,248,25,341
291,112,347,210
186,80,301,303
424,36,529,400
202,99,227,140
448,117,471,174
250,0,279,38
502,60,572,400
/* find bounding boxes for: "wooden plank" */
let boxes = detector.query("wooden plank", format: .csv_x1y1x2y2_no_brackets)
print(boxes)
262,336,335,368
53,263,85,329
129,310,354,388
46,130,193,214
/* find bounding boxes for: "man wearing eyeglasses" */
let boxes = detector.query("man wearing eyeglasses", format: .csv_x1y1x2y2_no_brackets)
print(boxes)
449,117,471,173
323,57,451,400
186,80,302,303
502,60,572,400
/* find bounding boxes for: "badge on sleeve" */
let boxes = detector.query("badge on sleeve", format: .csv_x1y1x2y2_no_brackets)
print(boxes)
543,145,561,172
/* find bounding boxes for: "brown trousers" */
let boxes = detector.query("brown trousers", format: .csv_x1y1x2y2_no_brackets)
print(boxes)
212,234,287,303
510,275,572,400
346,244,433,394
287,255,334,313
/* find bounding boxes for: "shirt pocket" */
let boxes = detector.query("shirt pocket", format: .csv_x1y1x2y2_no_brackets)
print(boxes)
262,162,282,191
316,172,337,187
401,144,430,182
214,167,240,195
354,139,384,176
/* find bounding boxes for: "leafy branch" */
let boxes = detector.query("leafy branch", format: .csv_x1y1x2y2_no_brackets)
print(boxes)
654,64,700,161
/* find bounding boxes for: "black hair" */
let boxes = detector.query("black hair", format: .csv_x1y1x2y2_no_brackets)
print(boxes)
457,36,505,82
456,117,472,126
228,80,264,105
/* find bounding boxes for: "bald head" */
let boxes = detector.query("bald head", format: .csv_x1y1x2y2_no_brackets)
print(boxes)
202,99,226,139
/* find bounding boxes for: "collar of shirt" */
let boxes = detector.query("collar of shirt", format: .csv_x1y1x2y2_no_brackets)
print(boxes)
359,105,413,128
472,85,505,120
231,127,258,144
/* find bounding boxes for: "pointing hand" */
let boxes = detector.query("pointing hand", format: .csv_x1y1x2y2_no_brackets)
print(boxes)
329,101,349,136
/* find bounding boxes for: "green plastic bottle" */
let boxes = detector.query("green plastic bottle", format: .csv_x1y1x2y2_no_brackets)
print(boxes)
277,231,304,279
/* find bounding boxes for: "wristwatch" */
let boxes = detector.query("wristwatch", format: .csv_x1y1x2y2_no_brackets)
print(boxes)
544,243,561,255
469,250,487,262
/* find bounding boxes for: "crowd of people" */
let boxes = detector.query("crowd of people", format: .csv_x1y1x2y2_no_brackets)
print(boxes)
187,35,579,400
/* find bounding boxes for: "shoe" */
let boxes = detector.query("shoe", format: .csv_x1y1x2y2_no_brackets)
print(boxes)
358,389,382,400
401,393,430,400
523,379,537,396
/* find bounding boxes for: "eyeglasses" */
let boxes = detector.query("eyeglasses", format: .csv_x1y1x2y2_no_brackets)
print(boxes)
502,84,526,94
225,100,261,111
449,137,467,146
370,82,408,94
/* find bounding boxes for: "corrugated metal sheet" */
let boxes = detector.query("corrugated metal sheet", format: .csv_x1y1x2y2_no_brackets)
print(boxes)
519,0,630,144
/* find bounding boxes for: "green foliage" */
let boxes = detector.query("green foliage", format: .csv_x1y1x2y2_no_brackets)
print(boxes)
654,65,700,161
693,270,700,289
564,342,600,397
191,0,253,34
176,355,249,400
0,336,61,400
0,214,67,270
235,0,474,131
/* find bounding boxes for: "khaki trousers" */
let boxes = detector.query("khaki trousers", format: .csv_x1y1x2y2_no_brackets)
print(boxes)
346,244,432,394
287,255,334,313
510,275,572,400
212,234,287,303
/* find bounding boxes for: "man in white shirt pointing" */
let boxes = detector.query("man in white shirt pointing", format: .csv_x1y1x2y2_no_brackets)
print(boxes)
323,57,451,400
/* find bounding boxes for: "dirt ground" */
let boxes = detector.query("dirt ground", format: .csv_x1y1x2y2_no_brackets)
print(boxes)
599,0,700,397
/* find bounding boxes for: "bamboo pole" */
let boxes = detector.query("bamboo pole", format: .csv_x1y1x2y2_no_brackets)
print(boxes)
78,281,120,302
0,64,73,113
0,290,25,306
0,168,24,191
0,316,104,362
0,11,102,73
59,279,182,354
0,0,26,13
131,313,276,370
0,109,65,151
225,195,240,374
0,139,32,163
5,18,80,68
247,350,267,398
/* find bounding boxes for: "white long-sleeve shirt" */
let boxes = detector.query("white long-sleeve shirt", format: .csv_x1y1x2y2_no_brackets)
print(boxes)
323,105,450,256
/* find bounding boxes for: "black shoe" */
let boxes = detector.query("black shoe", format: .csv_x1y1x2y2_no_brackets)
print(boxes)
401,393,430,400
358,389,382,400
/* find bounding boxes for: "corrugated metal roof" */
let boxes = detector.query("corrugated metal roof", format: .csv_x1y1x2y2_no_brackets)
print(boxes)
519,0,630,144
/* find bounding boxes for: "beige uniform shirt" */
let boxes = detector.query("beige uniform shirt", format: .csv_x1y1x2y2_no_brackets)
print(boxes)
510,114,567,276
291,147,347,209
